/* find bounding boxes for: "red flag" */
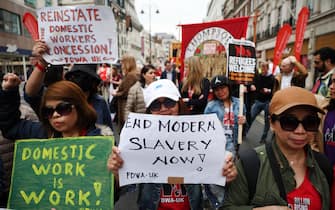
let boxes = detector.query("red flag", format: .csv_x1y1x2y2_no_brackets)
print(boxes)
180,17,249,80
272,24,292,74
23,12,39,40
294,7,309,62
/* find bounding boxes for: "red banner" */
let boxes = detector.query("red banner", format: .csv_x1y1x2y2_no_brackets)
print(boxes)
180,17,249,80
272,24,292,74
23,12,39,40
294,7,309,62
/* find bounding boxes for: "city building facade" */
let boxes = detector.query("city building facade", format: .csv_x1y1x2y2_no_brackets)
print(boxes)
0,0,146,77
0,0,36,78
206,0,335,89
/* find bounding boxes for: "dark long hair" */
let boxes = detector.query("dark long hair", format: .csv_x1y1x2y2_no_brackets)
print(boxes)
140,64,155,88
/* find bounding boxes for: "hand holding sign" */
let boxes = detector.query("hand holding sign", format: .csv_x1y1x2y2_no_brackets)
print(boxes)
107,146,123,178
117,113,228,187
37,5,118,64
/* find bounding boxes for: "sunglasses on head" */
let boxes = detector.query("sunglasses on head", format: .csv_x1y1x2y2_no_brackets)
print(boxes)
271,114,320,132
42,102,74,119
149,98,177,112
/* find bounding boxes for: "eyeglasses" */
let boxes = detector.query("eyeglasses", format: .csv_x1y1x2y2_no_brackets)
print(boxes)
42,102,74,119
271,114,320,132
149,98,177,112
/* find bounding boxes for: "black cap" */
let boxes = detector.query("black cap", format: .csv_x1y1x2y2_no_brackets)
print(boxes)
210,75,230,89
65,64,101,82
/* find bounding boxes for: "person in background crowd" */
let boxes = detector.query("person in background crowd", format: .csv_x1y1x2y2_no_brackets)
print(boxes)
273,55,308,93
248,60,275,143
154,66,162,79
222,86,331,210
98,63,111,101
108,79,237,210
160,60,178,86
268,58,281,75
204,75,247,156
124,64,156,119
65,64,113,130
24,40,113,130
323,73,335,165
112,54,138,132
109,63,122,115
172,62,180,84
110,63,122,90
180,56,210,114
312,47,335,98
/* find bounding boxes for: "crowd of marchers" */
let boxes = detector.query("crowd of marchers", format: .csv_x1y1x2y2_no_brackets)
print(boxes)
0,40,335,210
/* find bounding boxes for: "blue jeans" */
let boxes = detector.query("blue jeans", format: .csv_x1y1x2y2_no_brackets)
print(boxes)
250,100,270,140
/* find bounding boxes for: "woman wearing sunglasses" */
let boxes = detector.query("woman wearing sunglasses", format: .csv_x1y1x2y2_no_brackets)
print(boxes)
0,73,102,139
204,75,247,157
108,79,237,210
222,86,332,210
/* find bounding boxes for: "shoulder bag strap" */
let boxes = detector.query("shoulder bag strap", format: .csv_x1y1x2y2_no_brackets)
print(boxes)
265,143,287,201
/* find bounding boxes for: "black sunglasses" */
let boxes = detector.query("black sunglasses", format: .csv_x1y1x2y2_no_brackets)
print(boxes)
271,114,320,132
42,102,74,119
149,98,177,112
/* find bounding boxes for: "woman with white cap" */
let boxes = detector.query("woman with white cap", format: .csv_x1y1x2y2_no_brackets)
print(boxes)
222,86,332,210
108,79,237,210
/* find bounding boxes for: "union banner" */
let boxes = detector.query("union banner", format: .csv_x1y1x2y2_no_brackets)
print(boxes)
180,17,249,80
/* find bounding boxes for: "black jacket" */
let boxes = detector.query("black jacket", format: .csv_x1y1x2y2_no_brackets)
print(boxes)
0,88,102,140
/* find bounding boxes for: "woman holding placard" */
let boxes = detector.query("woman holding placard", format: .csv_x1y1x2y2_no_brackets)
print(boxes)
108,79,237,210
0,73,110,139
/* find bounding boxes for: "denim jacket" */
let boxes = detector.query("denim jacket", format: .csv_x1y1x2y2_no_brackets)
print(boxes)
204,97,246,156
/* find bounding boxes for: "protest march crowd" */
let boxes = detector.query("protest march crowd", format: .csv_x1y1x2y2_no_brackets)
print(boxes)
0,6,335,210
0,40,334,210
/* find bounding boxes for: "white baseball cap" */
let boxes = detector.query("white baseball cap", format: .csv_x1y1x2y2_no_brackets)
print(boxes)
143,79,181,108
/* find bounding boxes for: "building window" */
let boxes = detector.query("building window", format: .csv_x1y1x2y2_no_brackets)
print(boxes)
23,25,31,38
45,0,52,7
278,6,282,26
307,0,314,14
291,0,296,25
24,0,36,8
115,0,125,8
0,9,21,35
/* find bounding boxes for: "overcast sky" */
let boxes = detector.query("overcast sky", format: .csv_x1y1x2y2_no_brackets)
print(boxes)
135,0,210,40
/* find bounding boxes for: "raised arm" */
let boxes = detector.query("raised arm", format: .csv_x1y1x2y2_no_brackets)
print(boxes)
25,40,49,97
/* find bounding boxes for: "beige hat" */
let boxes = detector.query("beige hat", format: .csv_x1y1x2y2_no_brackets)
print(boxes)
269,86,324,115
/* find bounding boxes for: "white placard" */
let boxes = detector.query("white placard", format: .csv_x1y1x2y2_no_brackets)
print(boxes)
38,6,118,64
118,113,227,187
203,43,217,55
